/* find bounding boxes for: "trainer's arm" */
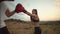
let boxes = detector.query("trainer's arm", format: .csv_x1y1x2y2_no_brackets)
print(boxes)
5,8,15,17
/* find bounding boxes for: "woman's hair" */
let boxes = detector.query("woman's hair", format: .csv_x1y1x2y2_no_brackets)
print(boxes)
31,9,39,22
32,9,37,15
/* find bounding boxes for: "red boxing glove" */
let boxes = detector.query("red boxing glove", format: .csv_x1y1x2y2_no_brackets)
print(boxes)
15,3,25,13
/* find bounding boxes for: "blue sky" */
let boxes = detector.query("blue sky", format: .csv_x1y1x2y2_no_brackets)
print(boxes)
6,0,60,21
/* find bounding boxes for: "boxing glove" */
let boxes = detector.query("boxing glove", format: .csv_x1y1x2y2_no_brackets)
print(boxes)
15,3,25,13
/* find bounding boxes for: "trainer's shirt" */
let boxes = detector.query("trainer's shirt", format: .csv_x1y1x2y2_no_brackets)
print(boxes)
0,1,14,28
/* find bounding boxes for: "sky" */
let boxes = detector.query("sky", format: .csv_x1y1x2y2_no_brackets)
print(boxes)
6,0,60,21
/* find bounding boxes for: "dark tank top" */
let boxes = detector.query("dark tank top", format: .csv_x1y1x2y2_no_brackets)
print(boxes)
30,16,39,22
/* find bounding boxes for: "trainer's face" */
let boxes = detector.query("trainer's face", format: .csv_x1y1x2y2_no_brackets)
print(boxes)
3,0,14,1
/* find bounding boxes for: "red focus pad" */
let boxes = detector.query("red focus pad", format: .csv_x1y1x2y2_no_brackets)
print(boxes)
15,3,25,13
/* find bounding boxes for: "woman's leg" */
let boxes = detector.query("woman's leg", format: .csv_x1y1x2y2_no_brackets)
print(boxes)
0,26,10,34
34,22,41,34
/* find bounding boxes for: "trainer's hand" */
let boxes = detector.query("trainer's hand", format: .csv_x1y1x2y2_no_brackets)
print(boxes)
15,3,25,13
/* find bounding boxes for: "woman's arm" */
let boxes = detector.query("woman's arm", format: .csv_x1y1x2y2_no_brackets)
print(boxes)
5,8,15,17
23,10,37,17
14,3,37,17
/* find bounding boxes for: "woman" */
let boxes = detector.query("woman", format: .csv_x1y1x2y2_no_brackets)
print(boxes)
30,9,41,34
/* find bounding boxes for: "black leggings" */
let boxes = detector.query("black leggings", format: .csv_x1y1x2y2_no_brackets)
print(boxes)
0,27,10,34
34,27,41,34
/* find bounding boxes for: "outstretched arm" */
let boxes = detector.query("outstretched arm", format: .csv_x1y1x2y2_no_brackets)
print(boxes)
5,8,15,17
15,3,38,17
23,10,37,17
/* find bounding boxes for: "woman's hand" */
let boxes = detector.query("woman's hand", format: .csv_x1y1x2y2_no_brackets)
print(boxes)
32,14,39,20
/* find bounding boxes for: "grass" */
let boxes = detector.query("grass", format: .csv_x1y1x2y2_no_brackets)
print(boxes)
5,20,60,34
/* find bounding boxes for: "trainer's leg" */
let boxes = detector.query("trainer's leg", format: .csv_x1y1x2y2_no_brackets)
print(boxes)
0,26,10,34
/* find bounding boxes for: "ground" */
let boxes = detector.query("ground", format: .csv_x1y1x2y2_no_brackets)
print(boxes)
5,20,60,34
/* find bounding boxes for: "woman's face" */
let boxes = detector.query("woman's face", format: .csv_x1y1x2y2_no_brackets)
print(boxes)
32,10,36,14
